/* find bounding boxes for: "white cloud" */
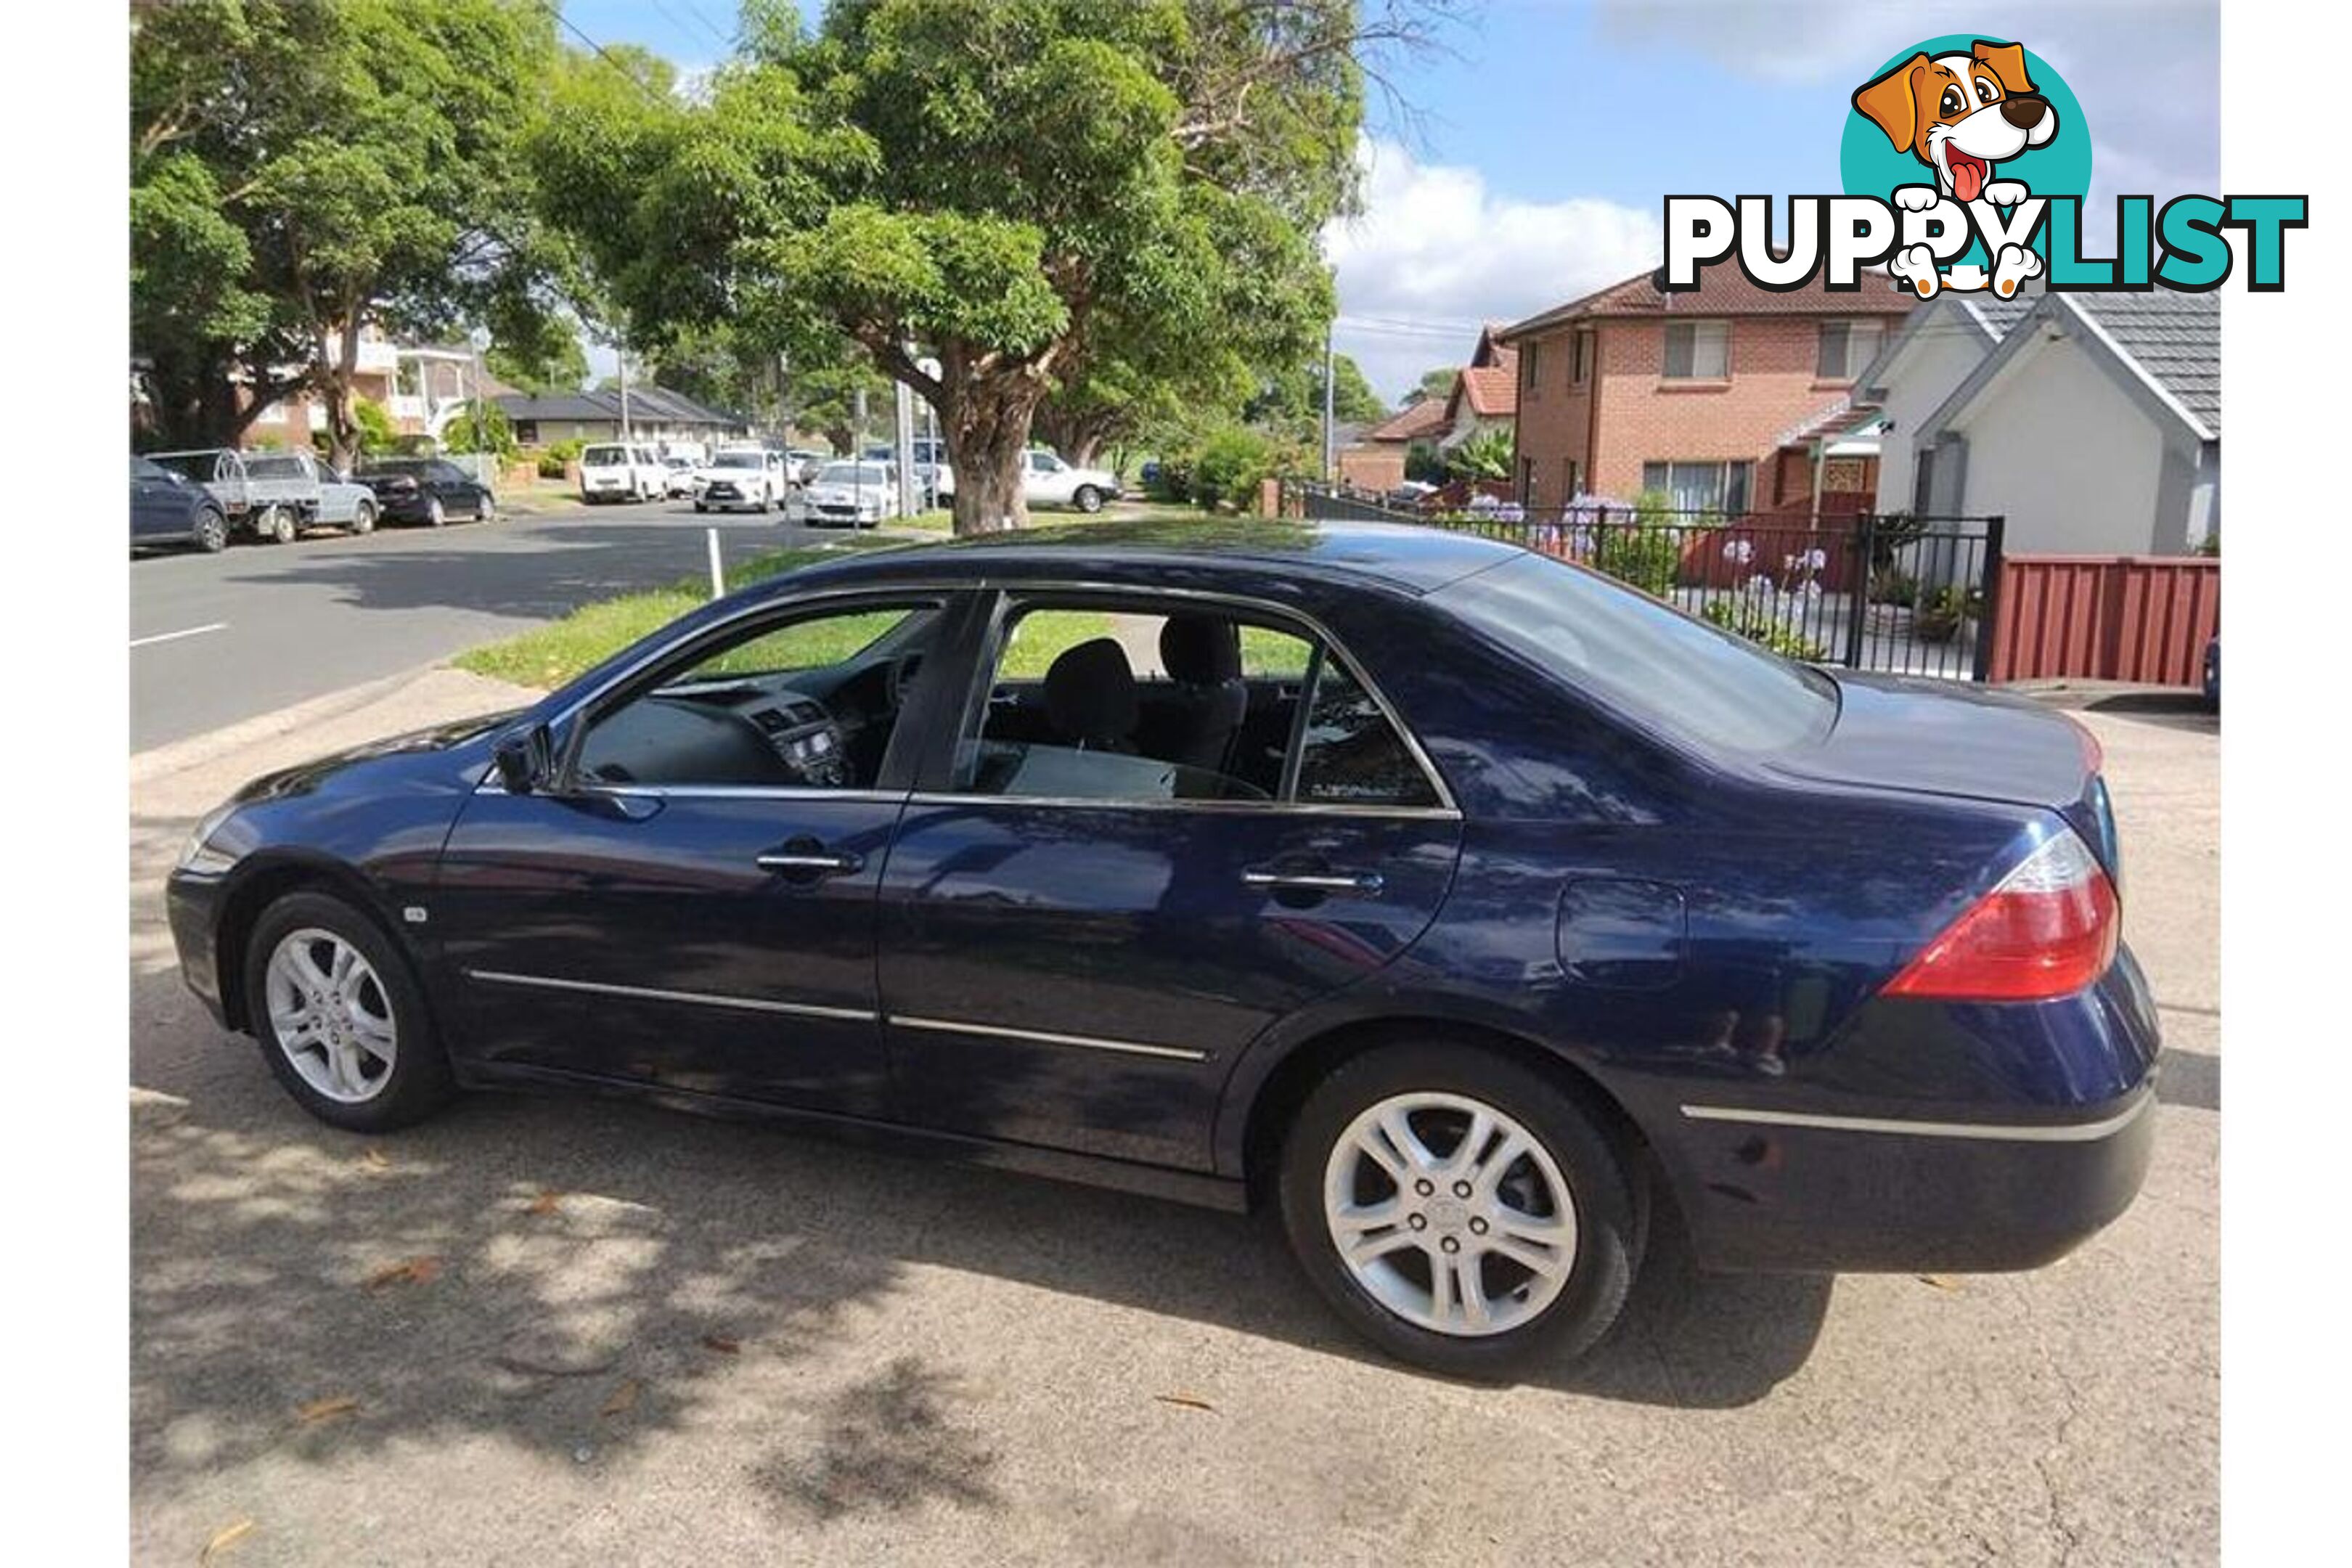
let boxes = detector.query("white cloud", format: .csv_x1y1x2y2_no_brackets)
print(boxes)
1323,139,1661,404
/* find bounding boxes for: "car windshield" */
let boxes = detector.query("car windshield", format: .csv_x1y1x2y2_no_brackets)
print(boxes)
817,463,891,486
1438,551,1838,755
581,445,627,465
711,451,764,469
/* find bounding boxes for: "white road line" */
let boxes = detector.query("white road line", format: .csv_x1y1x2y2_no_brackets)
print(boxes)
130,622,227,650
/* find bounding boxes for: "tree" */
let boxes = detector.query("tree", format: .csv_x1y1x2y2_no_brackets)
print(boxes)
131,0,568,465
1408,366,1456,405
1244,351,1384,433
531,1,1445,533
486,332,589,397
443,400,518,462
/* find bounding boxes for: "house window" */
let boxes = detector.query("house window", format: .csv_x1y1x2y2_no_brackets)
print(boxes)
1522,340,1540,388
1572,330,1593,385
1817,319,1885,381
1562,458,1580,500
1641,460,1753,518
1519,456,1535,505
1662,321,1730,380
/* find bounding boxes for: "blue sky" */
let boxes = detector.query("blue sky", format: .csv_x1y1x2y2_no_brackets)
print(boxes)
562,1,2218,401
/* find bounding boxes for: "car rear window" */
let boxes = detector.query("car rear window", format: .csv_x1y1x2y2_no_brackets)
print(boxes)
582,445,626,465
1439,551,1837,754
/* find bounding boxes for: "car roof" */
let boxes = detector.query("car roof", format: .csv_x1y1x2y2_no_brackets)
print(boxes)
780,518,1524,598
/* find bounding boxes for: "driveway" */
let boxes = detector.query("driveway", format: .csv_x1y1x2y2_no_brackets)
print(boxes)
127,500,853,751
127,682,2217,1566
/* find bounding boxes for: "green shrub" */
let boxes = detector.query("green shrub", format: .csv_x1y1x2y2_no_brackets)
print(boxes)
1594,528,1682,596
1702,597,1827,660
1190,426,1274,511
1871,566,1919,606
351,396,399,456
443,401,518,462
536,436,585,479
1912,584,1970,643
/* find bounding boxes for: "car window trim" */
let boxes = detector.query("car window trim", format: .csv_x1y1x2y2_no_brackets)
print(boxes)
933,583,1457,815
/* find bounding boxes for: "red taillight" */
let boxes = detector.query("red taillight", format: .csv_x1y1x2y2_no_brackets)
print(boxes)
1884,831,2120,1002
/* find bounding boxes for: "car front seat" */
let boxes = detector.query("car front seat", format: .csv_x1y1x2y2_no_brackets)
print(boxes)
1158,614,1248,777
1042,637,1139,753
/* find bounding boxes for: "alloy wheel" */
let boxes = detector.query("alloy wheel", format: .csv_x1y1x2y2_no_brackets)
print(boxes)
1323,1091,1578,1337
264,928,398,1104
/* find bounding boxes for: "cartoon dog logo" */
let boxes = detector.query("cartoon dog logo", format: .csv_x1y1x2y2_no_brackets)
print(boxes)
1853,40,2057,298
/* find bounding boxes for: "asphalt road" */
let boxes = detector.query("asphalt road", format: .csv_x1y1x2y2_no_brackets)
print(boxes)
128,499,852,752
126,685,2219,1565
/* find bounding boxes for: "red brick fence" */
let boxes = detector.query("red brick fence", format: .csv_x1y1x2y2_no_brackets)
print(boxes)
1985,555,2219,687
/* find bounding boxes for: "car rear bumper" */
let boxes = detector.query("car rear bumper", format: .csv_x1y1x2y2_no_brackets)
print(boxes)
1630,945,2162,1273
1661,1083,2155,1271
165,869,232,1029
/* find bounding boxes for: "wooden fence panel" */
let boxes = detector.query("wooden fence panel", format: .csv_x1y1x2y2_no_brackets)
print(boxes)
1988,555,2218,686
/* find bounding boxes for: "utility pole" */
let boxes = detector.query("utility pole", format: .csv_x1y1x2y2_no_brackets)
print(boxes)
1322,325,1337,484
894,346,920,520
618,340,633,441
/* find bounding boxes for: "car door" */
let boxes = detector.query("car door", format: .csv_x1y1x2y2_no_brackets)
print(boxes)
432,592,968,1115
425,460,476,515
874,590,1464,1169
130,457,174,541
1023,451,1074,505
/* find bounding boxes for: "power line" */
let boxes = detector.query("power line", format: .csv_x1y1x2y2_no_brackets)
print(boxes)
538,1,671,108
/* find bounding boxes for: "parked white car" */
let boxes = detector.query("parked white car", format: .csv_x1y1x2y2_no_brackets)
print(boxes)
788,460,904,528
693,446,785,513
579,442,663,504
784,448,830,486
661,454,701,498
1022,449,1121,513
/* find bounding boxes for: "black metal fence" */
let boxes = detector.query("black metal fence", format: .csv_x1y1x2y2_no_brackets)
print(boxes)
1289,484,2006,682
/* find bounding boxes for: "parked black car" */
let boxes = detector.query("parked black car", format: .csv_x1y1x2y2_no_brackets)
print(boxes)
166,519,2155,1377
355,458,497,527
131,454,229,553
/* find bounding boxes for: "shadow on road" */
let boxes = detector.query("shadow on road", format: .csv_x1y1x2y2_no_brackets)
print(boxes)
134,940,1828,1516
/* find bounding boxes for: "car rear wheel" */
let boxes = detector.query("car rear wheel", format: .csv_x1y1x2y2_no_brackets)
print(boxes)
1072,484,1103,514
194,507,228,553
1278,1040,1641,1379
475,493,496,523
260,505,297,544
349,501,375,536
244,890,455,1132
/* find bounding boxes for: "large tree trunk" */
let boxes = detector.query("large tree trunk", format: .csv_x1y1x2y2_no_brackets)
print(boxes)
319,315,364,472
940,374,1045,536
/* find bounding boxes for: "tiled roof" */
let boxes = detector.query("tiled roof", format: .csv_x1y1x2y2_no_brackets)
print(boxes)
1500,264,1917,340
493,385,748,428
1360,397,1449,443
2069,292,2220,436
1453,361,1518,419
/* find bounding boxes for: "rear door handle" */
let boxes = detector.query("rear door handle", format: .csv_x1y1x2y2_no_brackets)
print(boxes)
757,839,865,877
1241,867,1385,897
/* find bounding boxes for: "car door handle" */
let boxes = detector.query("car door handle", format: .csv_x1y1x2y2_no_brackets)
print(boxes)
1242,867,1384,897
757,849,865,875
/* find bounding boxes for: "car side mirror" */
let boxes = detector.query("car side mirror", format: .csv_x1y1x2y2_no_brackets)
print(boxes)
493,724,554,795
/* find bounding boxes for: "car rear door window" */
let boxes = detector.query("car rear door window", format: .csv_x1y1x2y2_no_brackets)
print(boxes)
950,597,1442,810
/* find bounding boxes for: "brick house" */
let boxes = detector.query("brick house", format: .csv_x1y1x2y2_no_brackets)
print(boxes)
1337,397,1445,491
1496,267,1915,515
1334,323,1517,491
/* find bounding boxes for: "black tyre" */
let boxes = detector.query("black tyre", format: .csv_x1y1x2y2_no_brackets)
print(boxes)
349,501,376,536
475,492,496,523
694,500,708,514
425,497,446,528
1278,1040,1642,1379
1072,484,1103,514
261,505,297,544
242,889,456,1133
195,507,229,553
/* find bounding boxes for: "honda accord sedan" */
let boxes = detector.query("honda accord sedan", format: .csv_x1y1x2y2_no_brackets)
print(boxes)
166,520,2157,1377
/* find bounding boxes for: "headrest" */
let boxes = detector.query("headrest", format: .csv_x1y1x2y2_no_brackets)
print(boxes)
1042,637,1138,746
1159,614,1243,685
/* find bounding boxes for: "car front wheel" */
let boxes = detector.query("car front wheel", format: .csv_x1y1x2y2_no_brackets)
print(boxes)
349,501,375,536
1278,1040,1641,1379
195,507,228,553
475,493,496,523
243,890,455,1132
425,497,446,528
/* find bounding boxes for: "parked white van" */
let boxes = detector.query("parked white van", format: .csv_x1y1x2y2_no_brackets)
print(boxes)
579,442,663,504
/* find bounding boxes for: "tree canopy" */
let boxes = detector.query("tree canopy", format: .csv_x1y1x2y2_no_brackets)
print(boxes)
131,0,569,460
531,0,1437,531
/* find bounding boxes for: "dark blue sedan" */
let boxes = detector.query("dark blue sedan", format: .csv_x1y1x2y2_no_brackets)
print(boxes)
166,520,2156,1376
